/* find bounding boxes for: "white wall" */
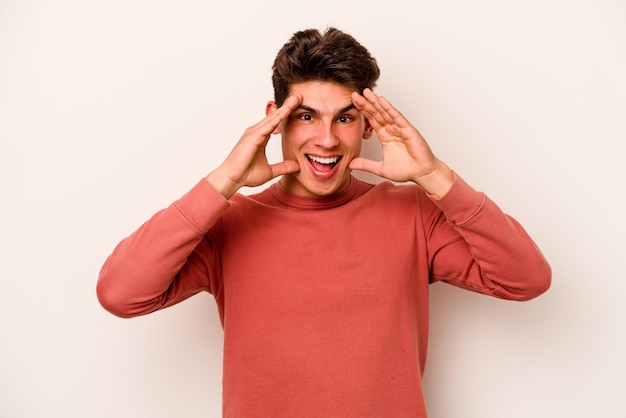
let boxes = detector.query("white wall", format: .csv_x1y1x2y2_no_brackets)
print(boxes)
1,0,624,417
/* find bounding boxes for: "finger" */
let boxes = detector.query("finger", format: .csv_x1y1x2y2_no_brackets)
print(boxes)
357,89,398,130
256,95,303,137
364,90,411,129
349,157,382,176
352,91,377,115
240,95,302,150
362,89,398,126
270,159,300,179
352,92,385,131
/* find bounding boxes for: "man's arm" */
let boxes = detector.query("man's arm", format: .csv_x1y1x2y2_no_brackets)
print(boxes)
424,174,551,300
97,95,303,317
96,180,230,318
351,89,551,299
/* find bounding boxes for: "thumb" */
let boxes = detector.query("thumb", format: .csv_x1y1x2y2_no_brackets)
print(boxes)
270,159,300,179
349,157,381,176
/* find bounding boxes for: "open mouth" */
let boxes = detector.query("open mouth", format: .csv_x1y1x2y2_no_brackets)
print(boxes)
306,154,342,173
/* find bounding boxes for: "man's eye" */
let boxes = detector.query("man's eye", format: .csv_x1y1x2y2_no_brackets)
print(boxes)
300,114,313,121
337,115,351,123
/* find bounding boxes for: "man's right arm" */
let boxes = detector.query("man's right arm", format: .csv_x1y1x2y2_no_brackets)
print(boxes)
96,180,230,318
97,95,302,318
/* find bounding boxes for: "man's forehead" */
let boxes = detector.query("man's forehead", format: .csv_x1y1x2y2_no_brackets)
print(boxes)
288,81,359,115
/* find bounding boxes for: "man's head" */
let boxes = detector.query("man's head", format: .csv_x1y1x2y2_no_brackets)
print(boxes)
271,27,380,107
267,28,380,198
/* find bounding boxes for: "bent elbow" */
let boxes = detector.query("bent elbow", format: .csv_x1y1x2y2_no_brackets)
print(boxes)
96,277,139,319
508,261,552,302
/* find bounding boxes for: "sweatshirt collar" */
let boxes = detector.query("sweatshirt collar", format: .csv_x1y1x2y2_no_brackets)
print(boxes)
268,176,366,210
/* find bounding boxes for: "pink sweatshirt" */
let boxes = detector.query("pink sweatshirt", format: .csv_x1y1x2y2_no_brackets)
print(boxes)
97,174,551,417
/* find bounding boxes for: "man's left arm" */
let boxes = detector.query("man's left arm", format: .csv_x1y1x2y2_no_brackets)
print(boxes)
351,88,551,300
424,173,551,300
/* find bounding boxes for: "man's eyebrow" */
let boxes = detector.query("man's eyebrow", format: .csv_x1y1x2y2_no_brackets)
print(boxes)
295,104,357,116
295,104,319,116
337,104,357,115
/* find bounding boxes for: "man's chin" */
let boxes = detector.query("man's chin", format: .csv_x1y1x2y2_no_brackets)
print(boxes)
281,173,349,198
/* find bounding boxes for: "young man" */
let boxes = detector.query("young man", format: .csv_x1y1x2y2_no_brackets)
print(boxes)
97,28,551,416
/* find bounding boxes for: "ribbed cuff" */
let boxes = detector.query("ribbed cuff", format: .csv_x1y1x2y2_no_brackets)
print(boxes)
428,173,486,225
172,178,231,232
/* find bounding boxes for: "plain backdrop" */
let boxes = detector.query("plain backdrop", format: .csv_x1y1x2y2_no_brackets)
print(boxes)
1,0,625,417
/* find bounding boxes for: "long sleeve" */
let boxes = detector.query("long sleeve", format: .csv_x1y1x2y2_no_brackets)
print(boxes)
425,174,551,301
96,179,231,318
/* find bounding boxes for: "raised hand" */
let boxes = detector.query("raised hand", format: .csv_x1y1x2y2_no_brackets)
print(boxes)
206,95,302,199
350,89,454,197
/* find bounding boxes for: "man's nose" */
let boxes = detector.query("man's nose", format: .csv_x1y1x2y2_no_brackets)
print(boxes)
314,122,339,148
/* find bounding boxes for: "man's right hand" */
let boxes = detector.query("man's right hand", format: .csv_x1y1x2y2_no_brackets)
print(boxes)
206,95,302,199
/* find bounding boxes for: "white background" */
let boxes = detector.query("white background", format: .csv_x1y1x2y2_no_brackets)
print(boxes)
1,0,625,417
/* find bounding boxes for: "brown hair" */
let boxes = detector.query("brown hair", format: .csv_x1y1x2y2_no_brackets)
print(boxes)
271,27,380,106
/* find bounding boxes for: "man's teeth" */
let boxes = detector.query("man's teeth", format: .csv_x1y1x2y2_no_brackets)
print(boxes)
308,155,340,165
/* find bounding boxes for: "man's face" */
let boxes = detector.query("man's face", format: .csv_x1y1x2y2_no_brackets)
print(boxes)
269,81,373,198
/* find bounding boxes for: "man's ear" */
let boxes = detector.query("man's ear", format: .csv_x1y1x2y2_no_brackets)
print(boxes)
266,101,281,135
363,118,374,139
